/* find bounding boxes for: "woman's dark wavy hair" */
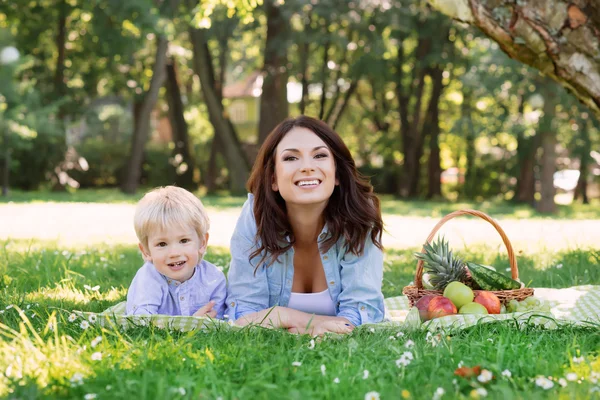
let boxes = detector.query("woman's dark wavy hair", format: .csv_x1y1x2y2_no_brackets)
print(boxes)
247,115,383,268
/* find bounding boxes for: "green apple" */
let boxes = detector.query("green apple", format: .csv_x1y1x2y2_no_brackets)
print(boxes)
459,302,489,315
443,281,474,309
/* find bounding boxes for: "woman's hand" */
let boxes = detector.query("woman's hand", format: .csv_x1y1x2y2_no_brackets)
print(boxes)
288,318,354,336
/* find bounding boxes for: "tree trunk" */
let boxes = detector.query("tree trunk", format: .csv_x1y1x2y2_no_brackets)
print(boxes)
189,28,250,194
426,68,444,199
462,89,476,199
536,92,557,213
121,37,169,194
429,0,600,117
514,95,537,204
54,1,67,105
574,116,591,203
257,0,289,144
165,57,195,189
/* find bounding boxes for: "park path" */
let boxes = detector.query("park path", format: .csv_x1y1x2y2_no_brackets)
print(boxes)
0,202,599,251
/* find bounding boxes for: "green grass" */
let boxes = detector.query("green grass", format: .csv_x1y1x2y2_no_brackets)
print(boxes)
1,240,599,399
3,188,600,218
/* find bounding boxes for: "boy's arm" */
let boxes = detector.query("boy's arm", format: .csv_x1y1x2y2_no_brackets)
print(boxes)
126,265,164,315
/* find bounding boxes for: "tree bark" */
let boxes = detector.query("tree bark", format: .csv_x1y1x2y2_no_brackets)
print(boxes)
429,0,600,118
54,0,67,104
121,37,169,194
189,28,250,194
257,0,289,144
165,57,195,189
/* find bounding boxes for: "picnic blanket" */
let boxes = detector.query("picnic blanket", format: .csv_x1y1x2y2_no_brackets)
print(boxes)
73,285,600,332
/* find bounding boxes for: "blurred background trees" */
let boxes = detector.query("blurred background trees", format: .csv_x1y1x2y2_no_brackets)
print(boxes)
1,0,599,212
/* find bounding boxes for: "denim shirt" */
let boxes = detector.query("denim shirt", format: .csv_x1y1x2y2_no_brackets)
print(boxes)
225,194,385,326
126,260,227,318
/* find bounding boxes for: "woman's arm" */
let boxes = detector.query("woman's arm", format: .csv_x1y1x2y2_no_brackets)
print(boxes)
225,196,270,319
336,235,385,326
236,306,354,335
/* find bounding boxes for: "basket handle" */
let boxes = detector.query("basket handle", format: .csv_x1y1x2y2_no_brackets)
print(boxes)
415,209,518,289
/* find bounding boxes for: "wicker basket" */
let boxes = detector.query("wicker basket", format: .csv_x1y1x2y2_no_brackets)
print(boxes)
402,209,534,307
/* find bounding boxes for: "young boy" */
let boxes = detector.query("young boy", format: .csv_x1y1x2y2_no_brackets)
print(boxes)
126,186,226,318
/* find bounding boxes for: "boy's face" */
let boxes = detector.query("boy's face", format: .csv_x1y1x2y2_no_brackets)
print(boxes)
139,224,208,282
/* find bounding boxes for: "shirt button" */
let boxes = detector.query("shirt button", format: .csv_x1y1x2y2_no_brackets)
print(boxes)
319,233,326,240
180,296,185,301
360,306,366,311
329,281,335,285
230,302,235,307
323,255,328,261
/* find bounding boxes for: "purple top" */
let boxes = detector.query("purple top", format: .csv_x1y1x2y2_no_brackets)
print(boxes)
126,259,226,318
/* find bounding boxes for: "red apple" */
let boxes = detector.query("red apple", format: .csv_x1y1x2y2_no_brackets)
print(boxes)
474,291,501,314
415,294,437,321
427,296,458,319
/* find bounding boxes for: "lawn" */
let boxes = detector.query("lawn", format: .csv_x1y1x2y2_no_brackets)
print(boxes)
1,239,599,399
2,188,600,219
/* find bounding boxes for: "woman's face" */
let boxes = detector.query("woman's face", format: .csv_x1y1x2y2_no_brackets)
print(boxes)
272,127,338,207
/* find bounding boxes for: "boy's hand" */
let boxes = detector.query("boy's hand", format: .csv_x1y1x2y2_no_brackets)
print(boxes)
193,301,217,318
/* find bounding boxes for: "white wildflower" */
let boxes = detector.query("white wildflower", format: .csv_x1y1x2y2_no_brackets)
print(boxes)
572,356,584,363
395,352,414,368
363,370,369,379
556,263,563,269
502,369,512,378
292,361,302,367
68,313,77,322
307,339,315,349
6,305,13,309
404,339,415,348
106,385,112,390
320,364,326,375
433,387,445,400
84,394,97,400
458,360,464,368
5,365,12,377
396,331,404,337
176,387,186,395
388,336,396,341
333,377,340,384
80,320,90,330
91,336,102,348
70,372,84,387
475,388,488,397
558,378,568,387
369,327,375,333
590,371,599,384
88,314,97,323
91,352,102,361
364,392,380,400
535,376,554,390
477,369,493,383
566,372,578,381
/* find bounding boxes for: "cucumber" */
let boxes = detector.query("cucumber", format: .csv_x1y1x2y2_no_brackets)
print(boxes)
466,262,521,290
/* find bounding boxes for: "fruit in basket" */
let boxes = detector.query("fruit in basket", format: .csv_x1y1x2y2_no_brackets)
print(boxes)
422,273,435,290
473,291,501,314
458,302,488,315
466,262,521,290
443,281,474,308
427,296,458,318
506,297,551,313
415,294,437,321
414,237,468,290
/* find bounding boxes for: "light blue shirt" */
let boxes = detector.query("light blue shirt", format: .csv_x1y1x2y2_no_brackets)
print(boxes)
225,194,385,326
126,260,227,318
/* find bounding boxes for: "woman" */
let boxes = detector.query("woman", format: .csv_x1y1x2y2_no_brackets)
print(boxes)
226,116,384,335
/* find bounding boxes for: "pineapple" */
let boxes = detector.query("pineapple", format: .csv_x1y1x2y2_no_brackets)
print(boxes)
414,237,467,290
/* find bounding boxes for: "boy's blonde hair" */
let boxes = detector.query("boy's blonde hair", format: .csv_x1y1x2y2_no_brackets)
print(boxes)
134,186,210,249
